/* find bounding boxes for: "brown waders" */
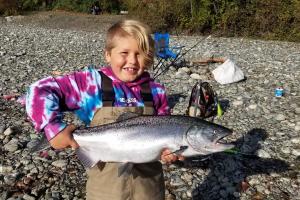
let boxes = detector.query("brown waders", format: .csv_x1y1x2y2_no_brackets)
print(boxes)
86,72,165,200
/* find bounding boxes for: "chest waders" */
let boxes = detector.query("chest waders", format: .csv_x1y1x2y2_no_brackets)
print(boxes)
86,72,165,200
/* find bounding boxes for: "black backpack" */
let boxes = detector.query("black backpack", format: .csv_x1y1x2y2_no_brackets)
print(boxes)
186,81,217,118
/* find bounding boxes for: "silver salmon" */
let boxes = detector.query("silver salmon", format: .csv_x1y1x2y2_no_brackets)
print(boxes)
71,114,235,169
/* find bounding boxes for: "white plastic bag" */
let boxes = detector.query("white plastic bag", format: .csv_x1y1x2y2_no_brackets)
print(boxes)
212,58,244,84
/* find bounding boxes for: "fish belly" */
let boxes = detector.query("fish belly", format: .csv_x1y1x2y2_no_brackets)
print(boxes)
74,124,185,168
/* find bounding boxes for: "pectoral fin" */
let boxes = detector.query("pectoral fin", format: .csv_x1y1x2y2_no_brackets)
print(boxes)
166,146,188,156
173,145,188,155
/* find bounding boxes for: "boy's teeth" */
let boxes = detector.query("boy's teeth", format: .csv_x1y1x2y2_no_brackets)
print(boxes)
125,68,136,71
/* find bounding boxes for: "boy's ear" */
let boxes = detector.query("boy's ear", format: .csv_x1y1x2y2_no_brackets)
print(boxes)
105,50,111,63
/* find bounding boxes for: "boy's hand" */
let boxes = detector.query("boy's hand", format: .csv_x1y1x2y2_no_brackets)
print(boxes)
160,149,185,164
49,124,79,150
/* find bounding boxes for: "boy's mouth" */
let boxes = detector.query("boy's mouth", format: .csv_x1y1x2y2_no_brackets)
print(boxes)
123,67,138,74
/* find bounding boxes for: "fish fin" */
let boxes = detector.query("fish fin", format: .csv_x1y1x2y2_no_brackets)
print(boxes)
168,146,189,156
116,112,140,122
118,163,134,177
76,148,98,169
30,135,51,152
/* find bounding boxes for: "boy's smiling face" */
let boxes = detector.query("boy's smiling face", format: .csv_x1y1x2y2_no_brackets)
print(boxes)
105,35,146,82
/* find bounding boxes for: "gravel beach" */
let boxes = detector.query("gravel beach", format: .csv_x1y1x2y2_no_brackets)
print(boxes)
0,12,299,200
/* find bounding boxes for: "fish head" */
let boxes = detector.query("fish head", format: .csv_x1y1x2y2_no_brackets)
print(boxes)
184,122,234,156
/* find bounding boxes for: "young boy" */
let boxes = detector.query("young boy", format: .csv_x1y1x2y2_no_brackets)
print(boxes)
26,19,182,199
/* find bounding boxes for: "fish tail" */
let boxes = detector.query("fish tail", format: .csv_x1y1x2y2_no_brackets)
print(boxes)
30,135,51,152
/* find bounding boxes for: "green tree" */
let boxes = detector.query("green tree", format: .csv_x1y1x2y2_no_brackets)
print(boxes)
0,0,18,15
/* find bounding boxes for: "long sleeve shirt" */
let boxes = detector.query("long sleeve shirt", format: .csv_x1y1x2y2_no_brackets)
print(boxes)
26,66,170,141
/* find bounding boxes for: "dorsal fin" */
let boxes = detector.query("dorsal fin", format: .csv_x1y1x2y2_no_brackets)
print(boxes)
116,112,141,122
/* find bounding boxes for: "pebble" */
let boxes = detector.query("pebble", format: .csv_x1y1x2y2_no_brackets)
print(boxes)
190,73,202,80
232,100,243,106
257,149,271,158
180,67,191,73
23,194,36,200
0,125,5,134
0,165,13,174
291,137,300,144
4,139,19,152
292,149,300,156
52,160,67,168
0,50,7,56
275,114,286,121
3,127,14,136
281,147,290,154
248,104,257,109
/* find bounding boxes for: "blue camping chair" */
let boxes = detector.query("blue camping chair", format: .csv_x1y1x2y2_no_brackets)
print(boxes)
153,32,184,78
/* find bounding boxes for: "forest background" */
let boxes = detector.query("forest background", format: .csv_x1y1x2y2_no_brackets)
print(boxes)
1,0,300,42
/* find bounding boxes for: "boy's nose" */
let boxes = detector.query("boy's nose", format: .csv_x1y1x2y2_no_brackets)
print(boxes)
128,54,137,64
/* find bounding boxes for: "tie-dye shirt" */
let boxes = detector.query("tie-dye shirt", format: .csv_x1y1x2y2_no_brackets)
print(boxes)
26,66,170,141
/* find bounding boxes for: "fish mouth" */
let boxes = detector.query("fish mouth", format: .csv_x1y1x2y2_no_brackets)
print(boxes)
213,132,235,149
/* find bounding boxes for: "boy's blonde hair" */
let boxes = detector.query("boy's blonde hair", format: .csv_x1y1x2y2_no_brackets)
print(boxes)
105,19,154,68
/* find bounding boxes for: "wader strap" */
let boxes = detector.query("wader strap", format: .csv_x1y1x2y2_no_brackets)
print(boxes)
99,71,154,107
140,82,153,107
99,71,114,106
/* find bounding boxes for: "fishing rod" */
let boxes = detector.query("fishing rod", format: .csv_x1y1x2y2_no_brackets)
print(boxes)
154,35,212,79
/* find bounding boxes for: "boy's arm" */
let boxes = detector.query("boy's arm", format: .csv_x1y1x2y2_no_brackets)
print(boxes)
26,75,69,141
151,83,171,115
26,68,102,148
49,124,79,149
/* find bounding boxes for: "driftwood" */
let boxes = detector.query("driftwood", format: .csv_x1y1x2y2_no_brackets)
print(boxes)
191,57,226,65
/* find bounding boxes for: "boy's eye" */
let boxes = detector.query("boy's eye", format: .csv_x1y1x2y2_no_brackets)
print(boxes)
121,52,128,55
